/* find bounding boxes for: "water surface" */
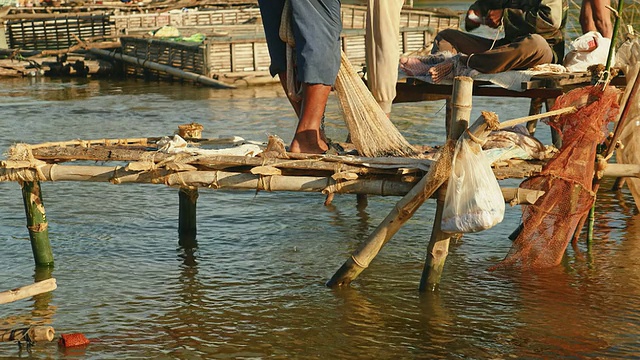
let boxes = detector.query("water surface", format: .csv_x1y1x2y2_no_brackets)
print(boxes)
0,75,639,359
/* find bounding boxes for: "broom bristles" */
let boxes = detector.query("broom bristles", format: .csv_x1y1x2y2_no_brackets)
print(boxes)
335,50,417,158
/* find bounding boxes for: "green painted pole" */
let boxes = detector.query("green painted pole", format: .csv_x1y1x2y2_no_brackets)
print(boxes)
21,181,54,267
604,0,624,77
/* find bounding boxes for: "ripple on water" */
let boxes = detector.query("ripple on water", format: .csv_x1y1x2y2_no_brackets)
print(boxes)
1,78,640,359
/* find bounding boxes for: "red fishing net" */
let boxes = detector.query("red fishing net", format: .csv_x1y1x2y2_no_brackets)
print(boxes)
491,85,620,270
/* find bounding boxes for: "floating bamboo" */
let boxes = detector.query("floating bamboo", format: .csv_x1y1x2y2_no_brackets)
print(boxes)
0,278,57,305
0,326,55,343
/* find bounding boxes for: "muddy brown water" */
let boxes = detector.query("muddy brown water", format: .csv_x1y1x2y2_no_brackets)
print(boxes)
0,76,639,359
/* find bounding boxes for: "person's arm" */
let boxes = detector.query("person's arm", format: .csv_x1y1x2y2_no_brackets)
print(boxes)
501,0,565,40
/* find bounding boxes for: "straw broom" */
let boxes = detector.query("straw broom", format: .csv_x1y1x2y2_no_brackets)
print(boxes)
334,51,417,157
279,1,417,157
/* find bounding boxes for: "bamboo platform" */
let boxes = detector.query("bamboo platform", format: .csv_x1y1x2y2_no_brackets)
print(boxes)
2,116,637,285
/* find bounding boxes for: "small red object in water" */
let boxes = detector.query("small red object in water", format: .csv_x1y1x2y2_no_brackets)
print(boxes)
58,333,90,347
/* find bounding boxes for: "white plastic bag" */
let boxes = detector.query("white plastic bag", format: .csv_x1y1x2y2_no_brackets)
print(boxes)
441,137,505,233
563,31,613,72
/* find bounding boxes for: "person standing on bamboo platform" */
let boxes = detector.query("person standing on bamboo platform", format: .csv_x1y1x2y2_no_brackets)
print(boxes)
580,0,613,38
365,0,404,118
257,0,341,154
401,0,567,83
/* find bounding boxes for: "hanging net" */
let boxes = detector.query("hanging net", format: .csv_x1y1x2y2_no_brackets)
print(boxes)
491,85,620,270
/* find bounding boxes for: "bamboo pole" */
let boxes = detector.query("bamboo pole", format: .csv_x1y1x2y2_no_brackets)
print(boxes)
0,326,55,343
0,278,57,305
88,48,236,89
327,83,500,288
420,76,473,292
1,162,634,187
326,138,457,287
21,181,54,267
0,165,542,209
497,106,577,130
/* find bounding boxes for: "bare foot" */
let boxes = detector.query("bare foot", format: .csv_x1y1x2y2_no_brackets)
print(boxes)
289,130,328,154
399,56,432,76
428,60,454,83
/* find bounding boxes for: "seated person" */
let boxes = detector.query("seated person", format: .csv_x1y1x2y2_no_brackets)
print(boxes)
401,0,567,83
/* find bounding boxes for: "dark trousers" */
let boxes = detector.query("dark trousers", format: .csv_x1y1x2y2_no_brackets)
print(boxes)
432,29,554,74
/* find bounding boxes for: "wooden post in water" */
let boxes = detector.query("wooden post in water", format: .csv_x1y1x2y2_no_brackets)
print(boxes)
177,123,203,247
327,77,494,288
419,76,473,292
21,181,54,267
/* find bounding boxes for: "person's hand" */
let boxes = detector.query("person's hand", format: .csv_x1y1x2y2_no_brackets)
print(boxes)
465,9,483,31
484,9,503,28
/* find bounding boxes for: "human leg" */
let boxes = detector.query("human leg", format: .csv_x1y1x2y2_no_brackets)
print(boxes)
257,0,287,78
465,34,553,73
431,29,497,56
258,0,302,116
580,0,613,38
290,83,331,154
365,0,403,116
287,0,341,154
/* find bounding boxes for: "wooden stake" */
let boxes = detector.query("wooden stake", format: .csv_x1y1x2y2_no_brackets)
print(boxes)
327,84,500,288
420,189,449,292
0,278,57,305
178,187,198,246
177,124,201,246
21,181,54,267
326,139,457,287
419,76,472,292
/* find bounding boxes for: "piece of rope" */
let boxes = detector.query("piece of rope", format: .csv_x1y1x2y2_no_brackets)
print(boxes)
465,128,486,145
208,170,220,189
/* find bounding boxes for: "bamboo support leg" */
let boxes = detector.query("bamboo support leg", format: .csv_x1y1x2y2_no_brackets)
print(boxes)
356,194,368,210
526,98,543,135
327,77,486,288
419,195,449,292
178,187,198,246
547,98,562,148
177,123,203,247
419,76,473,292
326,139,457,287
21,181,54,267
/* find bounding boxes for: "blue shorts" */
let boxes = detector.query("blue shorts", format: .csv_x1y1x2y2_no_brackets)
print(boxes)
258,0,342,86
